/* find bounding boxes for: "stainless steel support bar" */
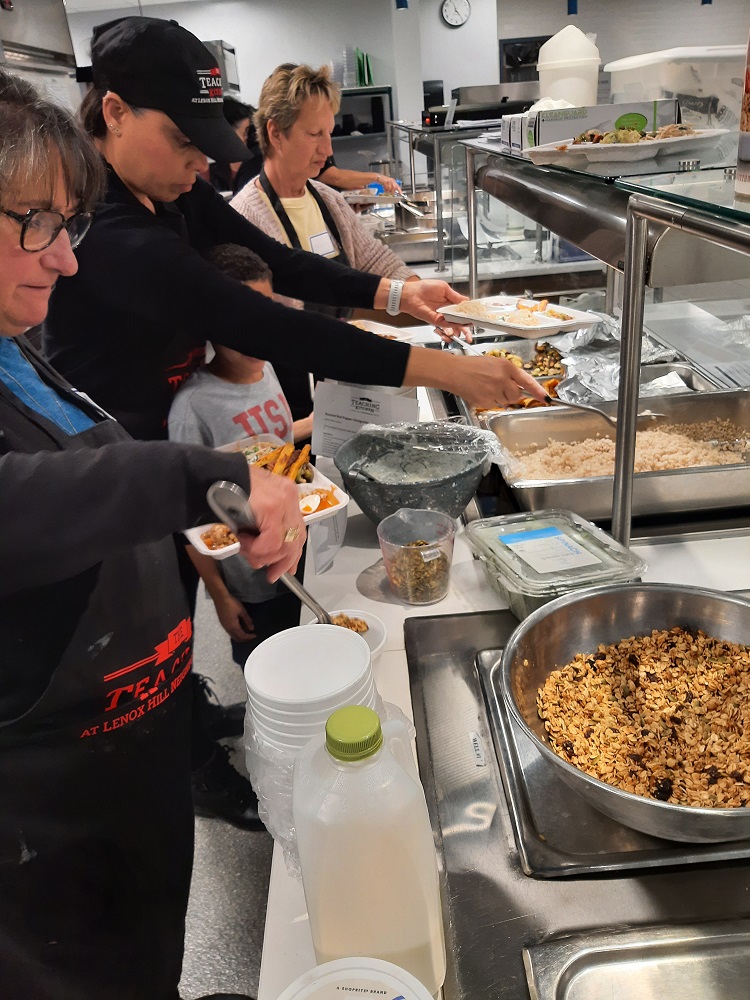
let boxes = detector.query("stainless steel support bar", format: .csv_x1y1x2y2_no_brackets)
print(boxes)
435,139,445,271
408,133,417,197
604,266,618,313
612,193,750,546
466,144,479,299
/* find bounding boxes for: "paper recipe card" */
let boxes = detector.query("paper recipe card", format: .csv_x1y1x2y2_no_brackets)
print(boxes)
311,381,419,458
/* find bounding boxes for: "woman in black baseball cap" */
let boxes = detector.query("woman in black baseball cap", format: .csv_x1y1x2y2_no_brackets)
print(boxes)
43,11,541,840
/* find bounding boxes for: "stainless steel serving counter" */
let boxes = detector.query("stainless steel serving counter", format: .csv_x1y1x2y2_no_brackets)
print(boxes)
406,603,750,1000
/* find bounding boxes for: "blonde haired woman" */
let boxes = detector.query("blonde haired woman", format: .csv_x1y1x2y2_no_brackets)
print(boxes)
231,62,419,421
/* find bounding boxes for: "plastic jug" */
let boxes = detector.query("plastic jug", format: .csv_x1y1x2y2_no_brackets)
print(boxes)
537,25,600,107
292,705,447,997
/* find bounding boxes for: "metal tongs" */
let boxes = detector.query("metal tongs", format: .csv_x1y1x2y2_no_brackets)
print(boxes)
207,481,333,624
395,194,425,218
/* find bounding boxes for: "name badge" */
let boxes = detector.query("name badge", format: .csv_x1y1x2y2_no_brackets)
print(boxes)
309,230,337,257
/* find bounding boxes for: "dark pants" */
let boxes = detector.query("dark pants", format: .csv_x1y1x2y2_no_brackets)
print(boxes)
230,589,302,669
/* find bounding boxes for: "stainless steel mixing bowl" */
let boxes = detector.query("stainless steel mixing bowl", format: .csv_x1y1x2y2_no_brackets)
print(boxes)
501,583,750,843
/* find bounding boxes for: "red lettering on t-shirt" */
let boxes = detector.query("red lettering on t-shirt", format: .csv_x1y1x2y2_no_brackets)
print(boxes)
264,397,287,437
231,411,255,434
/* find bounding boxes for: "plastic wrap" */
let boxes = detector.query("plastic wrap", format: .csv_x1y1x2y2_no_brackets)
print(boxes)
354,420,505,468
715,315,750,346
245,696,415,880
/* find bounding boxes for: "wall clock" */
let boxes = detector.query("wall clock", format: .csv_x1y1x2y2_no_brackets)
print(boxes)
440,0,471,28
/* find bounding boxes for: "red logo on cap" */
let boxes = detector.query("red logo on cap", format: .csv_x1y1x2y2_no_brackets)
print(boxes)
195,67,224,104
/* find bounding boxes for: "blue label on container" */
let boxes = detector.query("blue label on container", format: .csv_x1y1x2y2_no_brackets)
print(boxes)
499,525,602,575
500,526,562,545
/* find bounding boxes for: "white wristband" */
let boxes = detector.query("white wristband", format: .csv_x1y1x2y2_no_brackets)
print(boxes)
386,279,404,316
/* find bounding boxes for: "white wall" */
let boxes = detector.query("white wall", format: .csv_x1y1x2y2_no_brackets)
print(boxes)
496,0,750,66
66,0,750,117
67,0,395,107
419,0,500,99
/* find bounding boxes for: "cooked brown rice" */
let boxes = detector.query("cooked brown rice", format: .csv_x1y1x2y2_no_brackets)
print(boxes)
515,419,747,480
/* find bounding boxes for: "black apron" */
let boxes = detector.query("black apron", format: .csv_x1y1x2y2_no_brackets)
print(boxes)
0,401,193,999
258,170,353,422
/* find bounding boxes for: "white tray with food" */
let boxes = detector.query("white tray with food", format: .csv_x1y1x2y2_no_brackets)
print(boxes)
341,190,402,205
185,435,349,559
348,318,412,341
437,296,597,338
523,126,728,165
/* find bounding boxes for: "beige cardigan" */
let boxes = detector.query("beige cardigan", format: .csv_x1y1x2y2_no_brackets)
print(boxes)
230,176,416,310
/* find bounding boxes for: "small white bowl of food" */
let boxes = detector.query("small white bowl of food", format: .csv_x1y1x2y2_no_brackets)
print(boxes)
312,608,387,662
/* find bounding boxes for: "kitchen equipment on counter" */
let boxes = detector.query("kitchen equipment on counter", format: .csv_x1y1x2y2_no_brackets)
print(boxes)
244,624,376,750
502,582,750,842
293,706,446,994
206,481,333,623
404,604,750,1000
537,25,600,107
377,508,456,605
334,422,491,523
465,509,645,619
605,45,746,130
488,388,750,520
524,920,750,1000
543,394,664,426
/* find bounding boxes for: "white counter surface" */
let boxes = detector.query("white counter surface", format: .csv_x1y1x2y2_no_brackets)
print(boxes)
256,471,750,999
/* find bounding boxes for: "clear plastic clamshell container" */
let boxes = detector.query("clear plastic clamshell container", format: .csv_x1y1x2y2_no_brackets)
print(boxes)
465,509,646,620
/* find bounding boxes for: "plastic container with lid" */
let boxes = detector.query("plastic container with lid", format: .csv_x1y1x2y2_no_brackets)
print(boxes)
604,45,746,129
537,25,600,107
277,957,435,1000
465,509,646,620
292,705,446,997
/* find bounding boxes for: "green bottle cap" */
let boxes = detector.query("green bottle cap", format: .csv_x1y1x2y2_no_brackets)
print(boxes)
325,705,383,762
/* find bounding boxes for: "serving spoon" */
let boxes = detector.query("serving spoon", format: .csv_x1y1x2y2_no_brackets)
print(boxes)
544,395,664,427
207,480,333,625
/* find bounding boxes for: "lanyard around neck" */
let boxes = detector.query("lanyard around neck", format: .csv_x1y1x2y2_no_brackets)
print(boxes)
258,167,343,254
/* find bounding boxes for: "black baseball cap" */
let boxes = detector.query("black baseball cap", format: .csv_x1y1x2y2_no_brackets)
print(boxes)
91,16,250,163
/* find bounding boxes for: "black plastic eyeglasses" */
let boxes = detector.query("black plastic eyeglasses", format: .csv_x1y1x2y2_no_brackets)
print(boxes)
2,207,93,252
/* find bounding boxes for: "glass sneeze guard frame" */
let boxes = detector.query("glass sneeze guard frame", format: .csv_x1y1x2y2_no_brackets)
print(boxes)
462,137,750,547
611,190,750,545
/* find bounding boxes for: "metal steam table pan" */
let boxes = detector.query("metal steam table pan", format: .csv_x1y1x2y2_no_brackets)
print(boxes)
524,919,750,1000
488,388,750,520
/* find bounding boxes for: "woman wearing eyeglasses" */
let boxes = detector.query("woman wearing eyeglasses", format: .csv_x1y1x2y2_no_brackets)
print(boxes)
0,68,303,1000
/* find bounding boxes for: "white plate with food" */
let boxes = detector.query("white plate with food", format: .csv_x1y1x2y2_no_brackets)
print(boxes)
186,435,349,559
437,296,597,338
523,127,729,165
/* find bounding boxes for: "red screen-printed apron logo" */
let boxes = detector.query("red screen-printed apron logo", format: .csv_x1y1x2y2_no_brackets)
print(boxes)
79,618,193,739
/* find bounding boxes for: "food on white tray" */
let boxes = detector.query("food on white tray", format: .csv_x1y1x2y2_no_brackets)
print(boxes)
561,121,698,152
299,485,340,512
331,613,369,634
200,524,238,550
244,442,314,483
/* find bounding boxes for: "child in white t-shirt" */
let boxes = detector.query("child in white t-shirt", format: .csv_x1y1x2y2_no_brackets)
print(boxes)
169,244,311,664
